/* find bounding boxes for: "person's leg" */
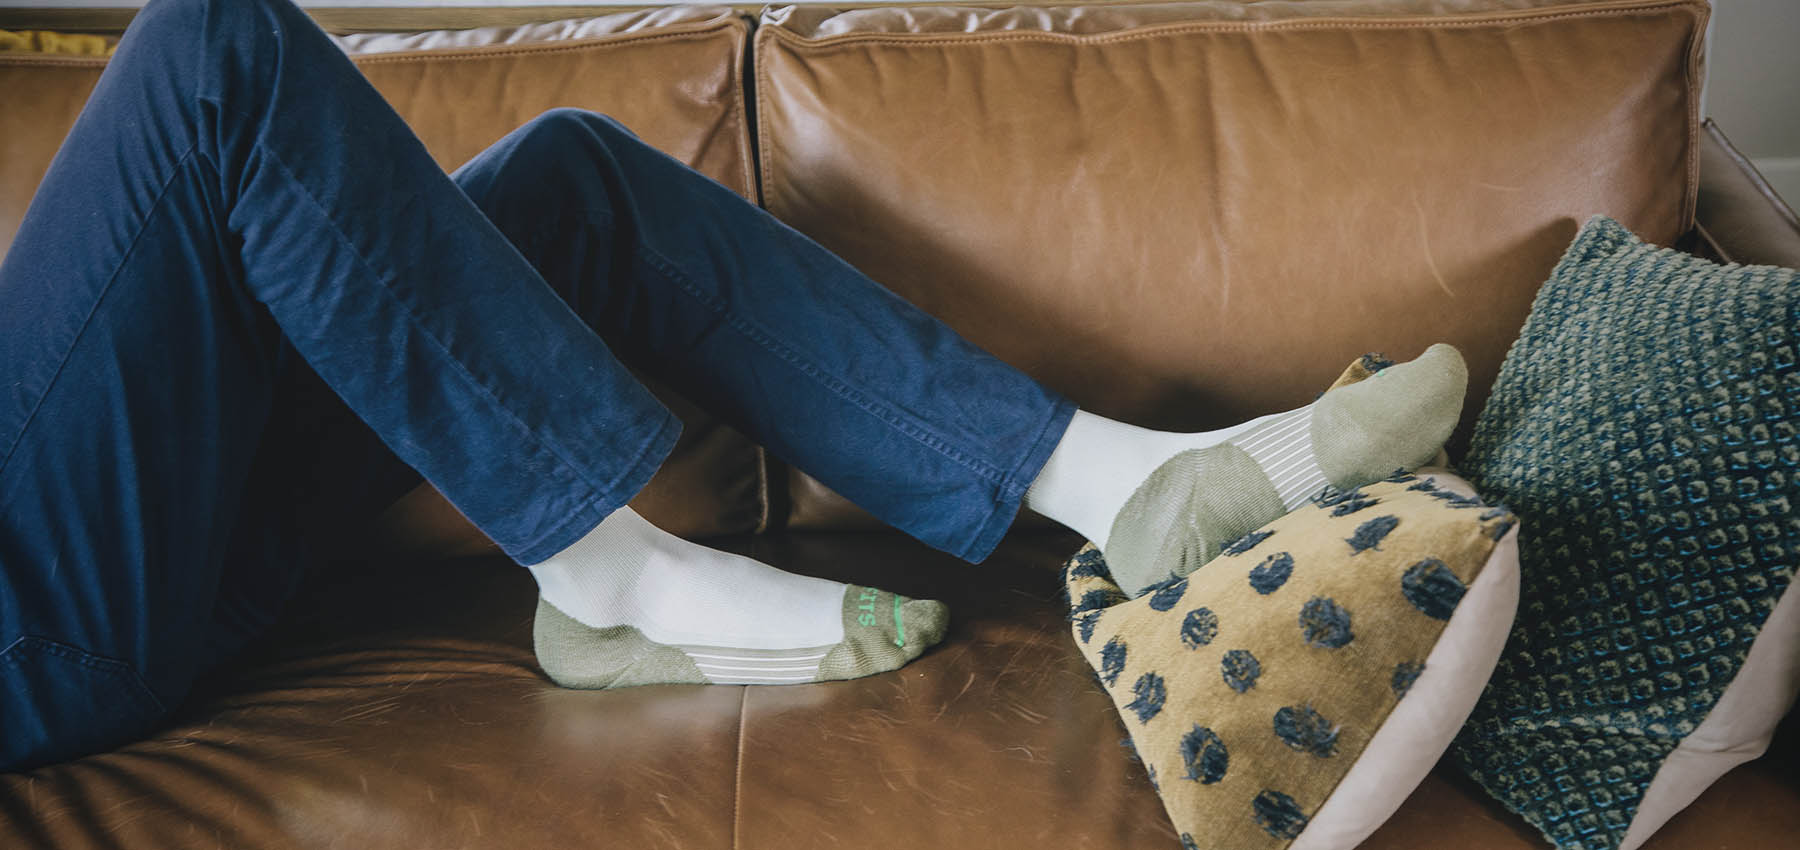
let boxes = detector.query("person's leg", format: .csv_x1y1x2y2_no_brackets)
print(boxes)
0,0,974,767
200,355,424,671
450,108,1076,564
438,107,1470,618
1027,347,1468,596
0,0,688,770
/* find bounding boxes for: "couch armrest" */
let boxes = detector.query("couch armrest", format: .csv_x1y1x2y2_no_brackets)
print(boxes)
1696,120,1800,783
1692,118,1800,269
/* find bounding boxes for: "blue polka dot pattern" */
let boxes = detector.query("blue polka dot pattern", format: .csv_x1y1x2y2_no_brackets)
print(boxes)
1346,515,1399,554
1180,725,1229,784
1127,672,1167,723
1068,547,1110,580
1272,705,1339,757
1099,637,1127,686
1401,558,1467,620
1329,495,1380,516
1058,431,1513,850
1425,489,1486,510
1252,789,1310,839
1148,577,1189,612
1298,597,1354,648
1180,608,1219,649
1223,529,1274,556
1391,661,1425,698
1315,487,1380,517
1074,587,1127,615
1075,610,1101,644
1247,552,1294,595
1453,217,1800,850
1221,649,1261,693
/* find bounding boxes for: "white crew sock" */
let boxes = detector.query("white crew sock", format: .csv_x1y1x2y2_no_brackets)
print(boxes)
526,506,946,685
1024,407,1328,550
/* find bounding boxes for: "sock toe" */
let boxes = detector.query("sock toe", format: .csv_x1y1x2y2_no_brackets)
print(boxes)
817,589,949,681
1106,445,1287,598
899,598,950,658
1312,343,1467,489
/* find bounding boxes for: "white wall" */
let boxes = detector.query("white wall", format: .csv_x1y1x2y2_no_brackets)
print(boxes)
1705,0,1800,208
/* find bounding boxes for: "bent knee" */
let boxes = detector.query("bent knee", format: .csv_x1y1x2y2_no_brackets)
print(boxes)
521,108,643,147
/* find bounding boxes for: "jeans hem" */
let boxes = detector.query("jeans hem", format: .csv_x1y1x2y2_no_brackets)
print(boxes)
509,409,683,566
954,395,1078,563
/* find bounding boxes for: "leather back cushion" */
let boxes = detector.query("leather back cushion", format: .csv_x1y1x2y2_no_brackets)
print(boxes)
756,0,1706,531
0,6,767,541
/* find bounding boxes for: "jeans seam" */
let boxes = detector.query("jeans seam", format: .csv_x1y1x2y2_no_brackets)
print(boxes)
238,139,656,514
1003,395,1076,500
512,488,612,567
632,246,1015,489
1,635,168,716
960,395,1077,559
0,144,202,483
511,412,680,565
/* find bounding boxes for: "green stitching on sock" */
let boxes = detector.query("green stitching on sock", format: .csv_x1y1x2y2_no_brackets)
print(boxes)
893,595,906,647
855,586,879,626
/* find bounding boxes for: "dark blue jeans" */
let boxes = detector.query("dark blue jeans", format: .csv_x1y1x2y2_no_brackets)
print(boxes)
0,0,1074,772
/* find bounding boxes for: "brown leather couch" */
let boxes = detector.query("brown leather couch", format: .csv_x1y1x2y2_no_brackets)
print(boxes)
2,2,1797,848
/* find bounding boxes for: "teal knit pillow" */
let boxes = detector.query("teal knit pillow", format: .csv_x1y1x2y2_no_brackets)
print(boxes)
1454,216,1800,850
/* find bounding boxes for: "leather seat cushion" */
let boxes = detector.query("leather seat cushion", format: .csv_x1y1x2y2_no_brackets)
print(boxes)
1,531,1792,849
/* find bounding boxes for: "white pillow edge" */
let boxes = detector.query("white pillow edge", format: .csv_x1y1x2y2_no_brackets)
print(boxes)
1617,572,1800,850
1290,470,1522,850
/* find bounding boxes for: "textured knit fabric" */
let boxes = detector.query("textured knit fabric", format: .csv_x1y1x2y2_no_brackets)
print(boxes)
1452,216,1800,850
1066,473,1515,850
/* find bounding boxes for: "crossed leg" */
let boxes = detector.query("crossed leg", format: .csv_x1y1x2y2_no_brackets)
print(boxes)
0,0,1467,772
0,0,1074,770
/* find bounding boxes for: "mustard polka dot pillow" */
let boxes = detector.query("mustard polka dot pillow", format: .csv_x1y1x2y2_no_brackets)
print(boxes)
1066,470,1520,850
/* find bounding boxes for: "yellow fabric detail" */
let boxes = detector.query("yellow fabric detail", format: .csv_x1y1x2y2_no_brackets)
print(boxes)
1067,473,1512,848
0,30,118,56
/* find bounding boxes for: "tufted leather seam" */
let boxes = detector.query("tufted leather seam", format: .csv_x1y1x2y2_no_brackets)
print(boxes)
762,0,1704,48
0,55,108,67
345,17,738,65
753,25,778,227
732,686,748,850
1676,1,1708,235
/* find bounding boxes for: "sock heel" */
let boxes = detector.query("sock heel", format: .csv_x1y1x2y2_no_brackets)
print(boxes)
532,598,709,689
